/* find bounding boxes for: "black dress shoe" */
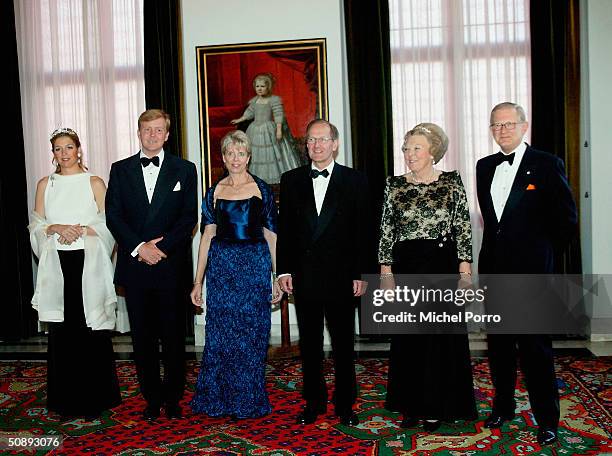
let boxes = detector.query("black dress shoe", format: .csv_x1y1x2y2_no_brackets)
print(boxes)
165,404,183,419
484,413,514,429
339,412,359,426
423,420,441,432
537,428,558,445
142,405,160,421
400,416,418,428
296,407,326,425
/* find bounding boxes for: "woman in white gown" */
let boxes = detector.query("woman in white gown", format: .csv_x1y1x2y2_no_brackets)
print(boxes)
29,128,122,418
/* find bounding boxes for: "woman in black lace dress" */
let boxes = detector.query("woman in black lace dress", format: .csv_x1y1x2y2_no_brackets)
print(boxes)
379,123,477,431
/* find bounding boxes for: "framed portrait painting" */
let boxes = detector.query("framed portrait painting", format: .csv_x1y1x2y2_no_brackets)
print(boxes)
196,38,328,189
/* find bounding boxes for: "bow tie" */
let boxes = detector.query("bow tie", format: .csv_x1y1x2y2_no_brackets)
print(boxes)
140,156,160,167
497,152,515,166
310,168,330,179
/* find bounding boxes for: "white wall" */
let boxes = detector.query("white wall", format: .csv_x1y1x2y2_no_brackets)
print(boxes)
181,0,351,172
582,0,612,276
180,0,351,344
582,0,612,340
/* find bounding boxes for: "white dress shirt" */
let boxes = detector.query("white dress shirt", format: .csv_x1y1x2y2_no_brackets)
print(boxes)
140,149,165,203
312,161,335,215
490,142,527,221
131,149,165,257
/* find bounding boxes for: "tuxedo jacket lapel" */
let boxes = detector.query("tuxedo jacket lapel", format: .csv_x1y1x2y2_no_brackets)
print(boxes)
499,148,535,224
295,167,318,236
147,155,177,223
312,166,342,242
480,159,498,225
127,154,150,212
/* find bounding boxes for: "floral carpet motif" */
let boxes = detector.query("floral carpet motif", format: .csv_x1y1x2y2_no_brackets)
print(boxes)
0,356,610,455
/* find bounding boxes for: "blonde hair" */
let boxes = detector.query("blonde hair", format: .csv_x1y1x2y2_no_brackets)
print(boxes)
221,130,251,156
138,109,171,131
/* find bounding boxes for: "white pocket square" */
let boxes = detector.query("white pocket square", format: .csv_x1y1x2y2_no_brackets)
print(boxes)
173,181,181,191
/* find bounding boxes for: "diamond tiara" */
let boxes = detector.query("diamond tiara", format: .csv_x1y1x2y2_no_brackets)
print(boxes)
413,125,432,135
50,127,76,140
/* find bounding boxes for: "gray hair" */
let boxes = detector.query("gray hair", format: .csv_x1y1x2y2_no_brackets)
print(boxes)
490,102,527,123
404,122,449,164
221,130,251,156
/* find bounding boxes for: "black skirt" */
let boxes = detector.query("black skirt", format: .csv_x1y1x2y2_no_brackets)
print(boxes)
385,239,477,421
46,250,121,417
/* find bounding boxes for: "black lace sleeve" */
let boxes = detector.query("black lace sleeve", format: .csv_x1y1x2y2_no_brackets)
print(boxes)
378,177,396,264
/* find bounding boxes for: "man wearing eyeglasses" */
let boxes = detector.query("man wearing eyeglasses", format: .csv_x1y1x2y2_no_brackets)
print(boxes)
277,119,373,427
476,102,577,445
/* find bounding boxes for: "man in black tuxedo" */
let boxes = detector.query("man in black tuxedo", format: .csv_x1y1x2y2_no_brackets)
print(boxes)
106,109,197,421
277,119,372,426
476,102,577,445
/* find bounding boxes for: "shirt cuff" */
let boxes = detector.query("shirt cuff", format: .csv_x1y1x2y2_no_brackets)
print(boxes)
277,273,291,279
131,242,145,257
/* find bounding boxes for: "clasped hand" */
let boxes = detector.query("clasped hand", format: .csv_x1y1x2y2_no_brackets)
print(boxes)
137,237,167,266
54,224,84,245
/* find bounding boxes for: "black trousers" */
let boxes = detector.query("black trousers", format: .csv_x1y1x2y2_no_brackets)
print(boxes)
124,286,186,408
294,277,357,415
487,334,560,428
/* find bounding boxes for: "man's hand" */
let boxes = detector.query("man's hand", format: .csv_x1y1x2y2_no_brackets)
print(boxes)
353,280,368,297
137,237,167,266
278,275,293,295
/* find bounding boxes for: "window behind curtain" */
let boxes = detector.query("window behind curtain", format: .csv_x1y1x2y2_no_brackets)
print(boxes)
388,0,531,259
15,0,145,211
389,0,530,175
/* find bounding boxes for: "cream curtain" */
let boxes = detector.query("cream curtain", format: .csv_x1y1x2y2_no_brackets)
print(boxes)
14,0,145,210
389,0,531,263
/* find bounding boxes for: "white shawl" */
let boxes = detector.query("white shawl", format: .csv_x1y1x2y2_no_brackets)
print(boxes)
28,211,129,332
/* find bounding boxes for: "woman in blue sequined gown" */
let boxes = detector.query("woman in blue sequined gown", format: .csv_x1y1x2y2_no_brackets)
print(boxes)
190,131,282,418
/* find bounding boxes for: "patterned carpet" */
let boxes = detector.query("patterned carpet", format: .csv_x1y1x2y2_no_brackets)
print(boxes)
0,356,610,455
